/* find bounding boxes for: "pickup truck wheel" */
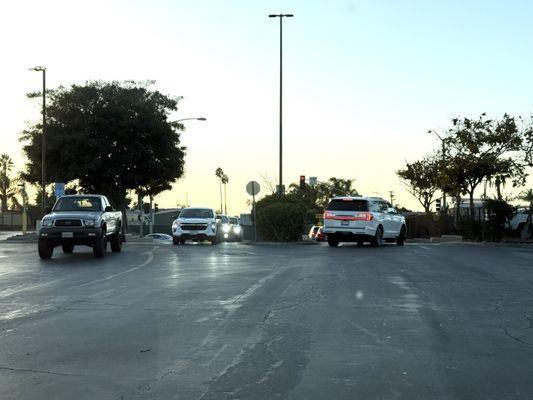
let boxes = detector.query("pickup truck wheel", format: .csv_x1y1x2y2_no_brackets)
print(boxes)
396,226,406,246
173,237,179,245
110,231,122,252
371,226,383,247
62,243,74,253
93,232,106,258
38,240,53,260
179,239,186,245
327,235,339,247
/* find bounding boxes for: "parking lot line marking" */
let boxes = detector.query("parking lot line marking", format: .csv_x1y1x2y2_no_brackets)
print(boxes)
346,320,384,345
72,248,155,289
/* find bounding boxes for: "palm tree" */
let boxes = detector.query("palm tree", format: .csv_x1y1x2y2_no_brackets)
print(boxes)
221,174,229,215
215,167,224,213
0,154,15,212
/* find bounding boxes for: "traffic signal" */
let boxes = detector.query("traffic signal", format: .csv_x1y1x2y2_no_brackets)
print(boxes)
154,203,159,213
299,175,306,189
142,203,150,214
435,198,441,212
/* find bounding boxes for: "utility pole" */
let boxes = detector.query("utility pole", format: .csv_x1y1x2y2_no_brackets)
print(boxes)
30,66,47,216
389,191,395,206
269,13,293,196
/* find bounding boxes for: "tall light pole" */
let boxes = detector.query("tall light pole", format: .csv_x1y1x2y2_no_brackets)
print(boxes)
30,66,47,216
429,129,447,216
269,13,293,196
175,117,207,123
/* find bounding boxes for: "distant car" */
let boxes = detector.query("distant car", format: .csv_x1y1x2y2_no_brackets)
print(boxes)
228,217,242,242
323,196,406,247
216,214,232,241
146,233,172,243
308,226,320,240
172,207,220,245
315,227,325,241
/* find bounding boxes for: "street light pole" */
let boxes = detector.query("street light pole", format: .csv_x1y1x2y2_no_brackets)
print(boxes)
429,130,447,213
175,117,207,123
269,13,293,196
30,66,47,217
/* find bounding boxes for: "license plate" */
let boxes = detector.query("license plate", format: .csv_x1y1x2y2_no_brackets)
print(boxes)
62,232,74,238
341,220,349,226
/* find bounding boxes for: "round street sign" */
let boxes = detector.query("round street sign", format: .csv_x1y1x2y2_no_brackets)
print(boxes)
246,181,261,196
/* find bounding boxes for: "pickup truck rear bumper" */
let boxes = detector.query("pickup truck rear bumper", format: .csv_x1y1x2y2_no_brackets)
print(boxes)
39,227,103,246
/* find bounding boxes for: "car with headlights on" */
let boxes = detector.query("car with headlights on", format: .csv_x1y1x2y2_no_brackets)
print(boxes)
228,216,242,242
172,207,220,245
216,214,233,241
38,194,123,259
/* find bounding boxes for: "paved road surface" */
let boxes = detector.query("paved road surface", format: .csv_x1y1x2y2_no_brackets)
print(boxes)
0,241,532,399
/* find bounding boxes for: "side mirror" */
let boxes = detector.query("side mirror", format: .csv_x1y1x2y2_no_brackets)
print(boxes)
387,207,396,214
105,205,113,212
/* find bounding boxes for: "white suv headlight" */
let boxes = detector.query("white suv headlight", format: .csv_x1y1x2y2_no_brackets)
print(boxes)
41,219,54,227
211,222,217,231
83,219,97,227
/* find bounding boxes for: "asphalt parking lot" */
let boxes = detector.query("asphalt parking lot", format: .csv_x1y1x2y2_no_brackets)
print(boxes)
0,240,532,400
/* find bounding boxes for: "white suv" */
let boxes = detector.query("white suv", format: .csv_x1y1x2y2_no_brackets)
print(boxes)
172,207,220,245
323,197,406,247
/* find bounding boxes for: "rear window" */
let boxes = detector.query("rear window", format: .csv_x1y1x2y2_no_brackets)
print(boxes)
326,199,368,212
229,217,238,224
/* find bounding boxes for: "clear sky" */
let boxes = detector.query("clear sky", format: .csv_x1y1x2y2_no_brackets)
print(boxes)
1,0,532,213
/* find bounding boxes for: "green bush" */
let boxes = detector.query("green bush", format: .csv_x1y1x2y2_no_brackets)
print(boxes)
255,195,307,241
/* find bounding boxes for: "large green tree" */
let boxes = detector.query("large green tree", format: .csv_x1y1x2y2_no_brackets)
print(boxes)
20,81,186,216
444,114,525,218
397,156,440,212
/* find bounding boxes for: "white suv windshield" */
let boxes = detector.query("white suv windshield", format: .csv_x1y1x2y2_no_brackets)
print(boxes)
180,209,213,219
327,199,368,212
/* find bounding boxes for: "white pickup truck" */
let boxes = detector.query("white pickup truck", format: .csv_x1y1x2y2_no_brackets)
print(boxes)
38,194,123,259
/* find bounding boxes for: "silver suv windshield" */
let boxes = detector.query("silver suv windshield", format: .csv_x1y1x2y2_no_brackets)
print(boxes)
179,209,214,219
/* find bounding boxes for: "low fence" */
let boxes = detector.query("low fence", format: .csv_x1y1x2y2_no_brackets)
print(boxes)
404,213,439,239
0,211,38,231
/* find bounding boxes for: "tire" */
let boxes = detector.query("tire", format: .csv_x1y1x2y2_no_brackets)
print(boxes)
396,225,407,246
179,239,186,245
211,235,220,245
110,230,122,253
62,243,74,254
357,240,364,247
173,237,179,245
38,240,53,260
371,226,384,247
93,232,106,258
327,235,339,247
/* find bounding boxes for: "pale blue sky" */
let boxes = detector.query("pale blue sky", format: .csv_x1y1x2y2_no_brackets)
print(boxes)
1,0,532,212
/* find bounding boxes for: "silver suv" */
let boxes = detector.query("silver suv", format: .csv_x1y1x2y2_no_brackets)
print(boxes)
323,196,406,247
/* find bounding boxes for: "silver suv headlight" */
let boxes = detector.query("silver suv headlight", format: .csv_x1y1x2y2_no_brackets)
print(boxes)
83,219,97,227
211,222,217,231
41,219,54,227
